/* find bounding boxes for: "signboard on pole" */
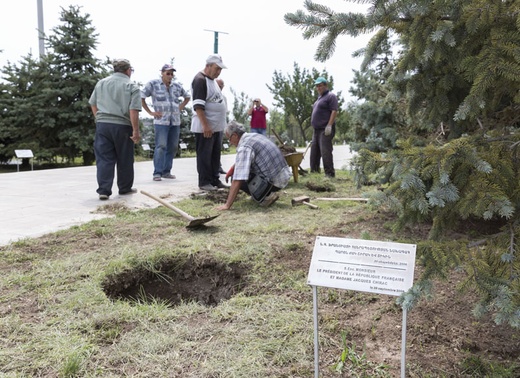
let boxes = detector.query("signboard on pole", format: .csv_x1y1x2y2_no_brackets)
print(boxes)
308,236,416,296
308,236,417,378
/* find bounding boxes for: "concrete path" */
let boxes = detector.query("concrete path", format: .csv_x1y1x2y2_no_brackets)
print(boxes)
0,144,355,246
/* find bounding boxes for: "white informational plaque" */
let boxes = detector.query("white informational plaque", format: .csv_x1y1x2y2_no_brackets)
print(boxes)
14,149,34,158
308,236,416,296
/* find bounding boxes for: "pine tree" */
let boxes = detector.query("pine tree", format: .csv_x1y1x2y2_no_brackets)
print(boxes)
0,6,108,166
286,0,520,327
44,5,108,165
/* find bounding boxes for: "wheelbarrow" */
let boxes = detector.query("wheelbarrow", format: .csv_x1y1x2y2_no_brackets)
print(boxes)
284,152,304,183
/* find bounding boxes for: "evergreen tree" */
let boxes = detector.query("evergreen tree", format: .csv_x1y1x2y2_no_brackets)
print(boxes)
0,55,52,162
44,5,108,165
285,0,520,327
0,6,108,166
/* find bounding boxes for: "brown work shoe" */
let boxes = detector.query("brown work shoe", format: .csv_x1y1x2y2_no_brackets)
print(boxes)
260,193,279,207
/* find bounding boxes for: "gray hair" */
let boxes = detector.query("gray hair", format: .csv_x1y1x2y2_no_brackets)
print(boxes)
112,59,131,73
225,121,246,138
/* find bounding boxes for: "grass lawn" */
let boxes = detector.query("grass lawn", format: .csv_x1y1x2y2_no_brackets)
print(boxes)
1,170,518,377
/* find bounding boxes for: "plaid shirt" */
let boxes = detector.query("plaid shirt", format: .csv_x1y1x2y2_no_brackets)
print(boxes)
141,79,190,126
234,133,291,188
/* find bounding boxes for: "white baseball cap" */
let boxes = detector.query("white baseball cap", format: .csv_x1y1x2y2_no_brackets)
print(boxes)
206,54,227,69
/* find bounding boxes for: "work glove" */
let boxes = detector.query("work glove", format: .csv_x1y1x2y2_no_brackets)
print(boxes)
324,125,332,136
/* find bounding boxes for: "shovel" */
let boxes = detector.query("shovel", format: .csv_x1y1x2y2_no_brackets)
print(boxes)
141,190,219,228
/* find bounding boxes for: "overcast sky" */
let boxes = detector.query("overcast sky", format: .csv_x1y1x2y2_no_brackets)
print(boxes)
0,0,372,118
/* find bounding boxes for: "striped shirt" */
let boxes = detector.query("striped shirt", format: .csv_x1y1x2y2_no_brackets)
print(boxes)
141,79,190,126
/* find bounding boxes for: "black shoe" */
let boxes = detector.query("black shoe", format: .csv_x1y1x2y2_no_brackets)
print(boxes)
214,181,229,189
199,184,217,192
119,188,137,195
99,194,109,200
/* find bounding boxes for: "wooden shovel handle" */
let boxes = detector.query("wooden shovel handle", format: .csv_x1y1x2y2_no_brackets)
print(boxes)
140,190,194,221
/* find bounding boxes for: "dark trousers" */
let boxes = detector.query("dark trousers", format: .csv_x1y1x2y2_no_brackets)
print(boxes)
195,132,222,187
310,127,335,177
94,122,135,196
239,176,281,202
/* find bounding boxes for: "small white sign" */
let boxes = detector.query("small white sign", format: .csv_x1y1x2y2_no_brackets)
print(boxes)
142,144,151,151
308,236,416,296
179,143,188,150
14,149,34,158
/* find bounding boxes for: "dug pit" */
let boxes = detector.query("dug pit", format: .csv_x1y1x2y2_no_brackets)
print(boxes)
102,256,247,306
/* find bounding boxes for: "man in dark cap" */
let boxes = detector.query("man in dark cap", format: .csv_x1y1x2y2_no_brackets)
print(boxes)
310,76,338,178
89,59,142,200
141,64,191,181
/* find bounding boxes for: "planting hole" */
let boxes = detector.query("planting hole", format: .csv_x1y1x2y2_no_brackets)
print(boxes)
102,257,247,306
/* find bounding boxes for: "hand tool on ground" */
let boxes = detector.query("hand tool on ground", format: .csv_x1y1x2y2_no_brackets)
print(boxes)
315,197,368,202
291,195,319,209
141,190,219,228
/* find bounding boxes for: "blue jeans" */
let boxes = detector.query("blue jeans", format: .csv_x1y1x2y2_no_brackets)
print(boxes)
251,128,266,135
153,124,180,177
94,122,135,196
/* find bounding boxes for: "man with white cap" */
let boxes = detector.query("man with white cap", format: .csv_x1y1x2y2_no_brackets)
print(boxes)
141,64,191,181
190,54,228,191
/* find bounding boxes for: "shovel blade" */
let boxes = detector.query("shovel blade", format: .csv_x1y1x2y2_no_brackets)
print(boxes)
186,214,220,229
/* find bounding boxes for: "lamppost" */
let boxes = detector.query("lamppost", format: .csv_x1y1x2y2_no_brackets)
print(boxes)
37,0,45,57
204,29,228,54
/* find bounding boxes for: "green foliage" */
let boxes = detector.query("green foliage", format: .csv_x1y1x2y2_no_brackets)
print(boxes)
267,62,343,145
229,88,251,125
0,6,108,165
333,333,390,377
460,354,519,377
286,0,520,327
358,133,520,327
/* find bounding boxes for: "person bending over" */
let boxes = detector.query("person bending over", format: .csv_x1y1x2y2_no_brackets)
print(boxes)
217,121,291,210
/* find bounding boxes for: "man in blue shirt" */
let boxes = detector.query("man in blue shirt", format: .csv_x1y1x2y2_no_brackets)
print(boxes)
141,64,191,181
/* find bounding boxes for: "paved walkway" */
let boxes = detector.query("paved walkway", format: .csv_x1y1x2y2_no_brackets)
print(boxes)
0,144,355,246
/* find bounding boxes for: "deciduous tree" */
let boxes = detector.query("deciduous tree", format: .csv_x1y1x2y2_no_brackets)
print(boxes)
267,62,342,145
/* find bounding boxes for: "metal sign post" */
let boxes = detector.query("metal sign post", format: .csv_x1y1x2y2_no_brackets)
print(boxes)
308,236,416,377
14,150,34,172
203,29,229,54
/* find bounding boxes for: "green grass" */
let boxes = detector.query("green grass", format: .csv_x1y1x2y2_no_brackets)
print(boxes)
1,170,518,377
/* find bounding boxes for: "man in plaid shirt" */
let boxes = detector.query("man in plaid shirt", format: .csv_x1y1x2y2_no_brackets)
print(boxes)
217,121,291,210
141,64,190,181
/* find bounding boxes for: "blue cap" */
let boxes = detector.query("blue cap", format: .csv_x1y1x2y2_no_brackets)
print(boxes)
314,77,327,85
161,64,176,72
